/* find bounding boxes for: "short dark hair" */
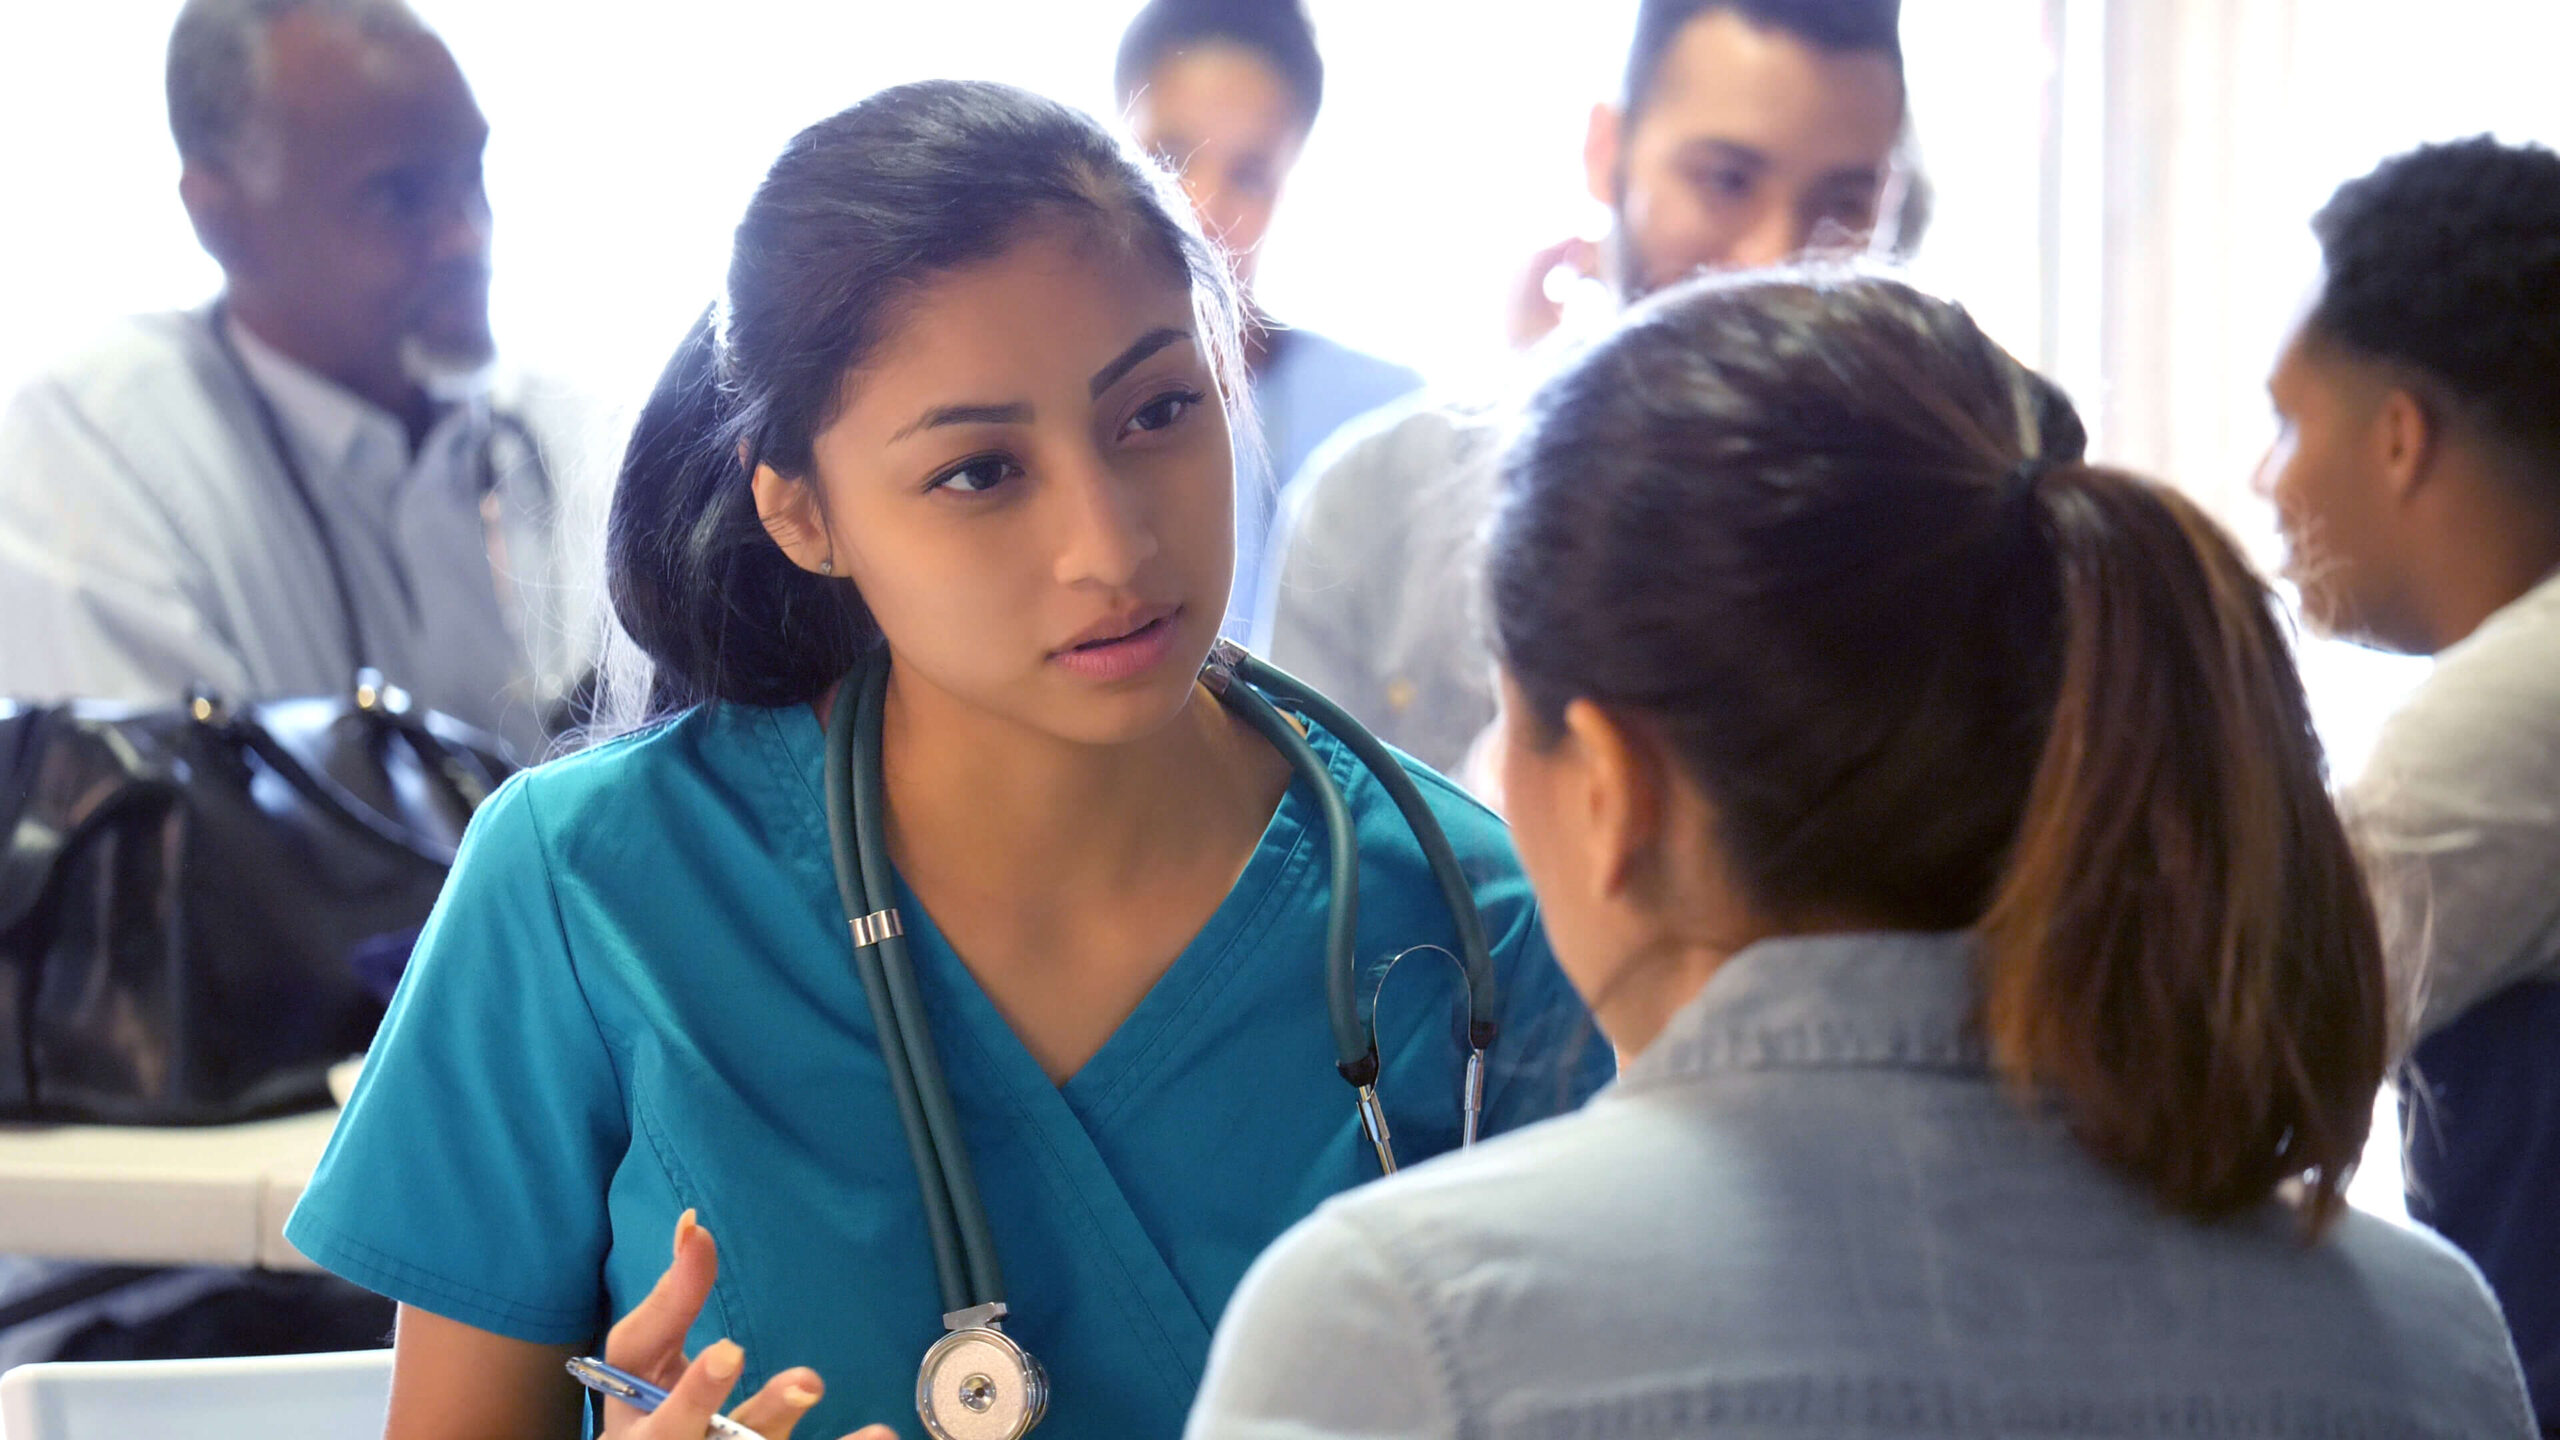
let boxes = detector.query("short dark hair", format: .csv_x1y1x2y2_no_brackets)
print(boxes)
606,80,1240,715
166,0,424,169
2310,136,2560,486
1115,0,1324,132
1623,0,1903,119
1492,271,2385,1232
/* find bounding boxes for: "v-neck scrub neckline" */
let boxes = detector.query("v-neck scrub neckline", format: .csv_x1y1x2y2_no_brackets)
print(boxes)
761,699,1326,1108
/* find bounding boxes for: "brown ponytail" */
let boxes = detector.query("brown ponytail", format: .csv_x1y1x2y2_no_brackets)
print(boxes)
1977,466,2386,1232
1493,272,2388,1235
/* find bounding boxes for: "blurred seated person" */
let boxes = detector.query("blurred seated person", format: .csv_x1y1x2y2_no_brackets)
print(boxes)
0,0,595,759
1117,0,1422,637
2259,136,2560,1432
1185,270,2539,1440
1260,0,1910,773
0,0,586,1367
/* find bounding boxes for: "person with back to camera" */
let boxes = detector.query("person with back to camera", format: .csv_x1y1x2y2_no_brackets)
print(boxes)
1114,0,1424,636
1183,271,2538,1439
280,78,1609,1440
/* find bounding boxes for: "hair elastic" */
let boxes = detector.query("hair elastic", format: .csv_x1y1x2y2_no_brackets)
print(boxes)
2003,455,2052,506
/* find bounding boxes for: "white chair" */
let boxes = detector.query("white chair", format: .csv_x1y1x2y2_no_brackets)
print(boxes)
0,1349,391,1440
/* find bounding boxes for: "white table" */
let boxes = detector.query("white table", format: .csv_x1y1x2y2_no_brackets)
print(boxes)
0,1108,340,1272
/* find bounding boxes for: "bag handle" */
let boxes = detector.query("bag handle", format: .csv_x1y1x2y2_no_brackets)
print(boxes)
208,671,509,870
0,707,65,937
0,711,192,938
0,767,187,939
355,676,500,816
218,706,463,867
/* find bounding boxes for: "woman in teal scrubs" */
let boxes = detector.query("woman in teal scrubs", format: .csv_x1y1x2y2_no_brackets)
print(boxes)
284,80,1606,1440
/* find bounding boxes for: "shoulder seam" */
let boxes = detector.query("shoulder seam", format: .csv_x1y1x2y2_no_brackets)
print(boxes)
1398,751,1505,827
513,776,632,1100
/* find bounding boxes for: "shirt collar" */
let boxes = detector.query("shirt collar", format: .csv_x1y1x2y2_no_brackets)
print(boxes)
221,310,486,490
1615,929,1991,1092
2454,560,2560,656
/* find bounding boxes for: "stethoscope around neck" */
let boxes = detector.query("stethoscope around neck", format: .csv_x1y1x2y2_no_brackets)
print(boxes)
822,638,1501,1440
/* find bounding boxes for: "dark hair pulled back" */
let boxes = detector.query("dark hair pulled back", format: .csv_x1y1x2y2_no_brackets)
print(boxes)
1492,271,2386,1232
607,79,1239,715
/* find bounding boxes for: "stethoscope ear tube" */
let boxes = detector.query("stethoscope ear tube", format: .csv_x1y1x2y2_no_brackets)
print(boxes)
1229,652,1503,1050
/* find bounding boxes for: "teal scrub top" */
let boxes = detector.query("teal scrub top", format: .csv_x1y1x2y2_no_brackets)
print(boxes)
286,697,1610,1439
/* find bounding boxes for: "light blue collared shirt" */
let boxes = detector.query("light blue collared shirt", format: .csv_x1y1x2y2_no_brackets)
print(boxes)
1228,326,1419,645
1187,931,2537,1439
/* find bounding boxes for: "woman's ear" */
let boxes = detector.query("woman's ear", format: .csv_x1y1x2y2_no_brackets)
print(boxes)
750,463,832,574
1558,697,1665,899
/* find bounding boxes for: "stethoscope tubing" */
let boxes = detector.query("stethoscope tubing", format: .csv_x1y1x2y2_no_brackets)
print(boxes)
1204,668,1367,1077
1219,647,1502,1056
851,657,1011,1312
826,658,1007,1316
826,644,1506,1323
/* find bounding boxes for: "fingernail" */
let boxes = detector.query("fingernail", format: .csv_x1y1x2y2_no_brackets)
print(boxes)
673,1208,698,1254
786,1384,820,1407
705,1339,742,1380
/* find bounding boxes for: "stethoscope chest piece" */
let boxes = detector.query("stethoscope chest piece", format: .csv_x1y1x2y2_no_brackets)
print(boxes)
916,1308,1048,1440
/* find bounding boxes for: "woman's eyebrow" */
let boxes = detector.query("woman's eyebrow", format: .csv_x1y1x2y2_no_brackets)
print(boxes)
886,328,1195,443
891,401,1032,442
1089,327,1193,398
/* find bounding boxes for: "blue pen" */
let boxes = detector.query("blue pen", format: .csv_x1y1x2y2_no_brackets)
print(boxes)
566,1355,762,1439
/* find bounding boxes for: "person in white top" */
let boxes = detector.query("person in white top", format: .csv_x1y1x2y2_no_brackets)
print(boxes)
2258,135,2560,1430
0,0,590,759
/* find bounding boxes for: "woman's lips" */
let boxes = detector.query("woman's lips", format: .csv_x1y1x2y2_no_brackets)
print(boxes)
1049,608,1184,683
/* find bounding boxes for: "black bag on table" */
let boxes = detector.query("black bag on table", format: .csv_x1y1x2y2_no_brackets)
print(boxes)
0,679,512,1124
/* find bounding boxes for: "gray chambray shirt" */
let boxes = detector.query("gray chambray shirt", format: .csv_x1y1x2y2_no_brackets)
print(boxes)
1185,932,2537,1440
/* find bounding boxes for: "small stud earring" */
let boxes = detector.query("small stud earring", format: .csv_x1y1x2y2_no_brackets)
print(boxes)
818,557,835,577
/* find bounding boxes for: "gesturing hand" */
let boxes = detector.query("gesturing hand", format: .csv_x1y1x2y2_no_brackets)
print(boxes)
1506,234,1602,350
600,1210,895,1440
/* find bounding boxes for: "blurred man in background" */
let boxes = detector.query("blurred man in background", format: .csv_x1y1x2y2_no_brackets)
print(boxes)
2259,135,2560,1433
0,0,588,1365
1258,0,1912,774
0,0,589,759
